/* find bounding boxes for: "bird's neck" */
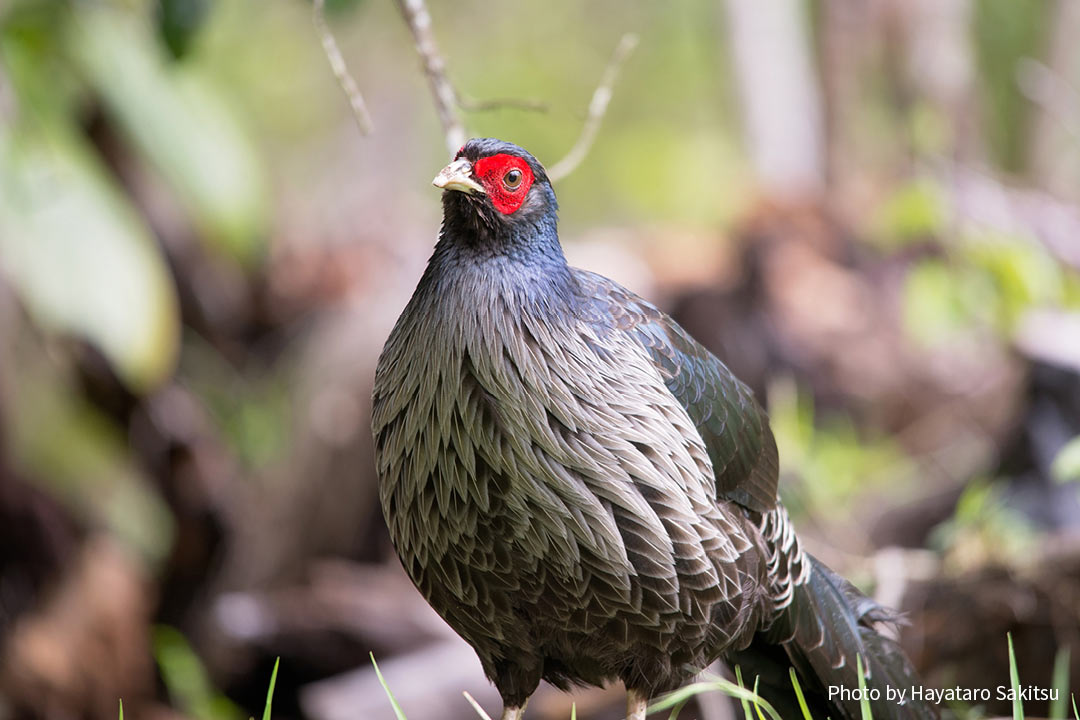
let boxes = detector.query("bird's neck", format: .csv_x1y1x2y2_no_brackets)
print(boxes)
426,212,577,321
426,250,577,320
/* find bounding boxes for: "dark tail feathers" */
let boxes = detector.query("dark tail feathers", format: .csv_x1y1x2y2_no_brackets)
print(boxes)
729,555,940,720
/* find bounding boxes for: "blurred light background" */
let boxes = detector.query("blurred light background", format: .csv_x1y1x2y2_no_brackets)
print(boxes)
1,0,1080,718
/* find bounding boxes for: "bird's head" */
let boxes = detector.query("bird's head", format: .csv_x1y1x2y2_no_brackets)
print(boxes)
433,138,559,254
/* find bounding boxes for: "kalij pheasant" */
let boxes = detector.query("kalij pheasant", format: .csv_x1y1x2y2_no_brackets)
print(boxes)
372,138,938,720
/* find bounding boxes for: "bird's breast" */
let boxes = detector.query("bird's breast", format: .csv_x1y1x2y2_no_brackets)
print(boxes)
372,270,754,647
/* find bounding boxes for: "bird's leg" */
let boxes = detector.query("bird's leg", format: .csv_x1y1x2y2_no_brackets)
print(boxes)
626,688,649,720
500,701,527,720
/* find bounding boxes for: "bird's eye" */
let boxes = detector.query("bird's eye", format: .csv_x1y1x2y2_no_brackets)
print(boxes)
504,168,523,189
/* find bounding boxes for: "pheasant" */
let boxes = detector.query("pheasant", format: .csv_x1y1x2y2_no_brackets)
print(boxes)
372,138,937,720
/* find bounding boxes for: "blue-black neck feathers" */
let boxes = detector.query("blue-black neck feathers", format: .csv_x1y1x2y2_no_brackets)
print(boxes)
433,138,575,314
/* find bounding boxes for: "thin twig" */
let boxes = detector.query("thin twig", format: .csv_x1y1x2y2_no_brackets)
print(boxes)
0,72,15,124
313,0,374,134
458,96,549,113
396,0,465,155
462,691,495,720
547,33,639,183
1016,57,1080,143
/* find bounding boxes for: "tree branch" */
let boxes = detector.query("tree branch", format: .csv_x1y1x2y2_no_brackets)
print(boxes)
0,64,15,124
315,0,635,170
462,692,495,720
1016,57,1080,143
395,0,465,155
457,96,549,114
313,0,374,135
546,33,638,183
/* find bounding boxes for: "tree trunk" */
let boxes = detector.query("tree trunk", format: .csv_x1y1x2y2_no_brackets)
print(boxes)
722,0,826,198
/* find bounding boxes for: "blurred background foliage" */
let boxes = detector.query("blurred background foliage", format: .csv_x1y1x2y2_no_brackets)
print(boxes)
1,0,1080,719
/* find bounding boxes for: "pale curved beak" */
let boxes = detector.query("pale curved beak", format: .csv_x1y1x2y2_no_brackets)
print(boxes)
433,158,485,195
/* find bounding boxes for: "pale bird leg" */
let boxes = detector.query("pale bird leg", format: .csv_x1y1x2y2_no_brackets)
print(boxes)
627,688,649,720
500,703,527,720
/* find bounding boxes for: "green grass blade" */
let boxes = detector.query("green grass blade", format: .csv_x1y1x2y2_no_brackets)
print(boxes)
261,658,279,720
370,652,409,720
856,655,872,720
789,668,814,720
1071,693,1078,720
1008,633,1024,720
118,699,123,720
735,666,754,720
660,699,686,720
153,625,242,720
571,702,576,720
1051,647,1071,720
648,678,782,720
752,676,768,720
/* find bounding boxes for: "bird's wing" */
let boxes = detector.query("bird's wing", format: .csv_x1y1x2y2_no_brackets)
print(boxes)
574,269,779,513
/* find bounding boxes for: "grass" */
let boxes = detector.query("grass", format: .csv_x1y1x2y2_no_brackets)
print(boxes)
790,667,813,720
371,652,408,720
1009,633,1024,720
123,636,1078,720
260,658,279,720
1051,647,1071,720
125,657,279,720
368,636,1080,720
856,655,872,720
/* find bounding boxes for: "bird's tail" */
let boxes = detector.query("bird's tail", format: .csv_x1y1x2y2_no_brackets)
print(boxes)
729,512,939,719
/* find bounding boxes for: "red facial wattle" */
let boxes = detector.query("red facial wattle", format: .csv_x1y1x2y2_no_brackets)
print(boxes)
473,154,534,215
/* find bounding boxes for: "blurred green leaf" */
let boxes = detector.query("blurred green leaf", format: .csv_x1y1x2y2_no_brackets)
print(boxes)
967,237,1064,331
1063,272,1080,310
903,260,963,346
68,2,268,265
873,178,945,248
322,0,367,14
0,0,82,120
768,377,911,516
902,232,1070,348
154,626,244,720
181,335,292,471
908,102,950,158
932,478,1036,570
8,344,174,563
0,123,180,392
903,256,1007,345
156,0,210,59
1052,436,1080,484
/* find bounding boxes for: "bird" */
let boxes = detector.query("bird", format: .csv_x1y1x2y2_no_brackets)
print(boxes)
372,138,938,720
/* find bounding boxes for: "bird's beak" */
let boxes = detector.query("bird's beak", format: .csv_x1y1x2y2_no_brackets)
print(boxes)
432,158,485,195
